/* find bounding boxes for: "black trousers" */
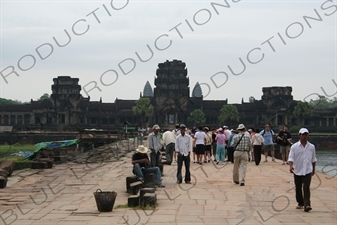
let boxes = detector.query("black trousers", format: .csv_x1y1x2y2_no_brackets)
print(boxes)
165,143,175,165
253,145,262,165
150,151,160,167
177,154,191,183
294,173,312,207
227,147,234,163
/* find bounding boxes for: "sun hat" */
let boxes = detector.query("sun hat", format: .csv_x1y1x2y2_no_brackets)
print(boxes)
136,145,148,153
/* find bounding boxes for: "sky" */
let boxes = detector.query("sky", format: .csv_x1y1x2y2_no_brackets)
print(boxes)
0,0,336,104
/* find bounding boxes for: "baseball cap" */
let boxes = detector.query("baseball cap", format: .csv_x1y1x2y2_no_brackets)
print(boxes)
299,128,309,134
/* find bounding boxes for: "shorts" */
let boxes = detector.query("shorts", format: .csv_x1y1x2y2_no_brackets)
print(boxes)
263,144,274,153
195,144,205,155
205,145,211,152
280,145,290,154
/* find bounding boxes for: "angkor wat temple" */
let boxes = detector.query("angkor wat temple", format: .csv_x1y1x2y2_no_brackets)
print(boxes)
1,60,336,132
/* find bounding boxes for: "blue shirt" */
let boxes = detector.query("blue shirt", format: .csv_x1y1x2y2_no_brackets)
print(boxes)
260,130,274,145
228,134,235,147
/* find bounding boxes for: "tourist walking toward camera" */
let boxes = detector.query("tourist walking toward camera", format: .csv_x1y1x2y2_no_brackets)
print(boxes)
231,124,251,186
288,128,316,212
260,124,275,162
277,125,292,165
251,128,264,165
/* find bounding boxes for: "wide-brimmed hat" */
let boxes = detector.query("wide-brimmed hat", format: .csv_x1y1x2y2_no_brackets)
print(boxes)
136,145,148,153
237,124,245,130
180,124,186,128
299,128,309,134
152,124,160,130
204,127,209,131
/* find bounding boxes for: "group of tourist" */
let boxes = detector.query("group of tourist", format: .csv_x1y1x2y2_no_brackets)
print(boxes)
131,123,317,212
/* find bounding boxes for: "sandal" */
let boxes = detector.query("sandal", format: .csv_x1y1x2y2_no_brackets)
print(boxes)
304,206,312,212
296,205,304,209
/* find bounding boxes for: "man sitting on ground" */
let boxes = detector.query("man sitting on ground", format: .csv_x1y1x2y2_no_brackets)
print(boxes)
132,145,165,188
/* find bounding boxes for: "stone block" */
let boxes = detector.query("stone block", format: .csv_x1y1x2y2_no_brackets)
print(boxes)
0,160,15,176
30,162,48,169
126,176,139,193
139,188,156,204
144,173,156,188
37,158,54,168
129,181,143,195
128,195,139,207
0,176,7,189
141,193,157,208
0,169,9,178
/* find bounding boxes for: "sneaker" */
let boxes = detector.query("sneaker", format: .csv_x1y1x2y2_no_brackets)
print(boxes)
216,161,219,164
282,162,285,165
264,159,268,162
204,160,207,163
272,158,276,162
251,158,255,162
240,183,245,186
208,159,210,163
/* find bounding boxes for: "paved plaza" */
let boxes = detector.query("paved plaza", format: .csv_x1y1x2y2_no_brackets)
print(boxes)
1,147,336,225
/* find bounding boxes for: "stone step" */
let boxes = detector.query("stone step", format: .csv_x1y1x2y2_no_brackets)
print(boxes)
129,181,143,195
141,193,157,208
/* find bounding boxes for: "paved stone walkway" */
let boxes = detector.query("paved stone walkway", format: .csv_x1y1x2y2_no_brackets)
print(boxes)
1,150,336,225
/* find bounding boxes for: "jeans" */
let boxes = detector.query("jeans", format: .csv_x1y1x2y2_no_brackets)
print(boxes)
165,143,175,165
177,154,191,183
133,163,162,185
150,150,160,167
294,173,312,207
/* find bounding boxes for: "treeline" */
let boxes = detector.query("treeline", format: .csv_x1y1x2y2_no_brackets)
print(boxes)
308,96,337,109
0,94,49,105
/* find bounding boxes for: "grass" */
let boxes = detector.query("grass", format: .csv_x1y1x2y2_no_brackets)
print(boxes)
115,203,155,210
0,143,35,170
0,143,35,156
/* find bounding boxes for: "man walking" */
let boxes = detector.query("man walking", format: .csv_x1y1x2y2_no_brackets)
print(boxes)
288,128,316,212
148,124,162,167
277,125,292,165
260,124,275,162
231,124,251,186
175,124,192,184
162,129,176,165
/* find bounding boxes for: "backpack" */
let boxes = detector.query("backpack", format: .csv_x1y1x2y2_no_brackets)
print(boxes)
262,129,276,143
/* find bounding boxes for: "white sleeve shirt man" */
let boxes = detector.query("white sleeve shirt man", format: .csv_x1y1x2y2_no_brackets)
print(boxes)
175,134,192,156
162,131,176,146
288,141,317,176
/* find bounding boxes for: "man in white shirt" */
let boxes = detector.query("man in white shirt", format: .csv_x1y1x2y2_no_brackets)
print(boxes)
175,124,193,184
288,128,317,212
162,130,176,165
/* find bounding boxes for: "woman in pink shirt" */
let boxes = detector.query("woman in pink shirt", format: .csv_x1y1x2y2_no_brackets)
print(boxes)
215,128,227,164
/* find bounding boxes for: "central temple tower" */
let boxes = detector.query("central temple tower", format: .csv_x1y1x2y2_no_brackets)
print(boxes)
153,60,190,125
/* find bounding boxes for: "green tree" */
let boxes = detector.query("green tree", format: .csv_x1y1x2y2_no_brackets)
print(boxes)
294,101,313,125
294,101,313,118
188,109,206,126
39,93,50,101
132,98,154,126
0,98,23,104
218,104,239,126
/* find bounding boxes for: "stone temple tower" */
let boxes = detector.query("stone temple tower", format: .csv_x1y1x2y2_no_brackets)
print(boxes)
153,59,190,125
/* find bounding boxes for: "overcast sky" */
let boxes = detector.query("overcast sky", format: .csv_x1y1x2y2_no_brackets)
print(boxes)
0,0,336,104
